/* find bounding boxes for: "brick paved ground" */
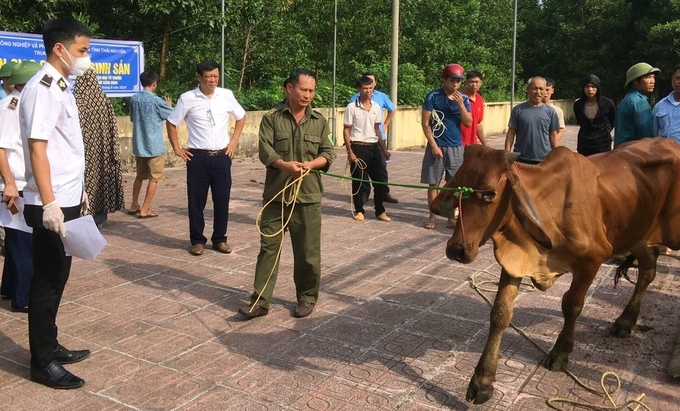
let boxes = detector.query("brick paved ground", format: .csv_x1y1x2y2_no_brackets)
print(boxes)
1,126,679,410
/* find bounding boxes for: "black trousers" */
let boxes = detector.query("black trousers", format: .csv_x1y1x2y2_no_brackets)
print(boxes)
24,203,81,368
186,152,232,245
359,157,390,197
350,143,388,216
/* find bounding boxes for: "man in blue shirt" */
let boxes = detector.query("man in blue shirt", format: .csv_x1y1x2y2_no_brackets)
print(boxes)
653,64,680,144
349,72,398,203
421,63,472,230
614,62,660,147
128,70,173,218
504,77,560,164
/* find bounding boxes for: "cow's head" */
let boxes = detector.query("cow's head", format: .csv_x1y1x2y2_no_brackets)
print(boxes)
430,145,552,263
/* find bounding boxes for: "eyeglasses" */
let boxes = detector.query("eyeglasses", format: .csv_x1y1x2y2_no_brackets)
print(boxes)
206,109,215,127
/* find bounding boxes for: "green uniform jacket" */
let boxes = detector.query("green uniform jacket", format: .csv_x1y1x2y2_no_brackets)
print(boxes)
259,104,336,203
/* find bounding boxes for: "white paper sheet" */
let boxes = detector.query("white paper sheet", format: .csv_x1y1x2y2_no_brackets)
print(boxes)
63,215,107,260
0,198,32,233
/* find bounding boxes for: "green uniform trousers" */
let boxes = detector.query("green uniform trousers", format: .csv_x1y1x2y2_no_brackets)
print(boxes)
250,201,322,308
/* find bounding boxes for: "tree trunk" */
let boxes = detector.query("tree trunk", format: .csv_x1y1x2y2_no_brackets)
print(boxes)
238,25,252,94
159,17,170,80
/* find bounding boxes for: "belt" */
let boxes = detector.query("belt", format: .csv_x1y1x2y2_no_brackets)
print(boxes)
189,148,226,157
351,141,376,146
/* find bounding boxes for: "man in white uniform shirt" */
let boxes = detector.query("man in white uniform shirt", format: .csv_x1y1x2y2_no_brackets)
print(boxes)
0,61,41,314
20,16,92,390
167,60,246,256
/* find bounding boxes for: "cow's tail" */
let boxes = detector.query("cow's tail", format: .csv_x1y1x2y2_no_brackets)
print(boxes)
614,254,637,287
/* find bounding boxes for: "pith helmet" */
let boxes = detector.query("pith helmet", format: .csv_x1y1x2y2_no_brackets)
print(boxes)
443,63,465,79
7,61,42,85
625,62,660,87
0,61,17,78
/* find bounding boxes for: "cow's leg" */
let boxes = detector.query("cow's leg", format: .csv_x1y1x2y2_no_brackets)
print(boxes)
546,264,598,372
466,269,521,404
611,245,658,338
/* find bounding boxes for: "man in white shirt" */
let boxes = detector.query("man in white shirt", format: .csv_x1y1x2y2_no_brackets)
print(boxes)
20,16,92,390
167,60,246,256
0,61,41,314
344,75,391,222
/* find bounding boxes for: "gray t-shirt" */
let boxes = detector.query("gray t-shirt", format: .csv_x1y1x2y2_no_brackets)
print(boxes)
508,102,560,162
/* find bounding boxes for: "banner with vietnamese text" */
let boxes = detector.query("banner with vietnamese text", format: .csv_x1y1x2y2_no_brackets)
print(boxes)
0,31,144,97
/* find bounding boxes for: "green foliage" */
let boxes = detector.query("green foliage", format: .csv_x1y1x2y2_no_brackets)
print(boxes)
18,0,680,110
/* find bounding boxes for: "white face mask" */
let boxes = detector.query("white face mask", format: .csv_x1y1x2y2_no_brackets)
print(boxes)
60,47,91,76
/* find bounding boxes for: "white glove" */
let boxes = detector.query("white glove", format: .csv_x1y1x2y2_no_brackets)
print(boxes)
81,191,89,215
42,200,65,237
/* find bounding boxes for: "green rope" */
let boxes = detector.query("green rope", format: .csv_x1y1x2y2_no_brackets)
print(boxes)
310,169,473,195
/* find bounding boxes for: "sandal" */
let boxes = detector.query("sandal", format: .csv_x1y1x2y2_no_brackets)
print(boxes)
423,220,436,230
127,208,140,215
137,210,159,219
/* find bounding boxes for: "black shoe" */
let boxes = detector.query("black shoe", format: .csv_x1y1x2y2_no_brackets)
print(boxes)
11,305,29,313
30,360,84,389
54,345,91,364
384,193,399,203
238,304,269,319
294,302,315,318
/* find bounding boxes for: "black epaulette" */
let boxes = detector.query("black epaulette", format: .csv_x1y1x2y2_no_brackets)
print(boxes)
57,77,68,91
7,97,18,110
39,74,53,87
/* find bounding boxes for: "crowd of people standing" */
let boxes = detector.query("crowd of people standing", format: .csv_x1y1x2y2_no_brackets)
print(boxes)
0,12,678,392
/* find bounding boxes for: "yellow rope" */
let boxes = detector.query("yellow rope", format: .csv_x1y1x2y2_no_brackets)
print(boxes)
344,158,367,220
248,168,310,312
468,270,652,411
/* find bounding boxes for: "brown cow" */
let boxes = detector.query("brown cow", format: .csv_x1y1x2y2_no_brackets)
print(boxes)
430,138,680,404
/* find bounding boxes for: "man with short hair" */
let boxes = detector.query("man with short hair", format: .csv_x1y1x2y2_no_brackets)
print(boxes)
614,62,660,147
504,77,560,164
345,75,391,223
543,77,565,144
653,64,680,144
167,60,246,256
128,70,173,218
421,63,472,230
239,68,336,319
20,16,93,390
349,72,398,203
460,70,487,147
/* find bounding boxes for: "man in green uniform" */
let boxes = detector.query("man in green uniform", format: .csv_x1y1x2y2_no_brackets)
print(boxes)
239,68,336,319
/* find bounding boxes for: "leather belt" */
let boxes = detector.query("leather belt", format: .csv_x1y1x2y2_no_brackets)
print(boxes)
351,141,376,146
189,148,226,157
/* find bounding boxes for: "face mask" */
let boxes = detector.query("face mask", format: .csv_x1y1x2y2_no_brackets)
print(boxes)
59,47,91,76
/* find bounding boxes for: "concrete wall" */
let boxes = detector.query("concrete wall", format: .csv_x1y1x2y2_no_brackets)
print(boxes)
116,100,574,172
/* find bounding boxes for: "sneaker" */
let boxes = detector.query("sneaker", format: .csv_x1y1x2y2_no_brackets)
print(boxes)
189,243,204,256
238,304,269,319
354,212,364,221
376,213,391,222
294,302,315,318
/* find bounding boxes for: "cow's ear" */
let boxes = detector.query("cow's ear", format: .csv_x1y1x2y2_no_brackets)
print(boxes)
506,172,553,250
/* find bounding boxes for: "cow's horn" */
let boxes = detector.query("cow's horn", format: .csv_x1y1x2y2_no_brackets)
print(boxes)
506,152,520,163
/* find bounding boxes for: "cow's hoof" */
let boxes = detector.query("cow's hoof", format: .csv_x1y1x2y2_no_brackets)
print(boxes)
466,376,494,404
610,322,632,338
545,352,568,372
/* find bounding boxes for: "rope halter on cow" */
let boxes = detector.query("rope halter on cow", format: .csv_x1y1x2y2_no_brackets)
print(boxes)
439,186,476,246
